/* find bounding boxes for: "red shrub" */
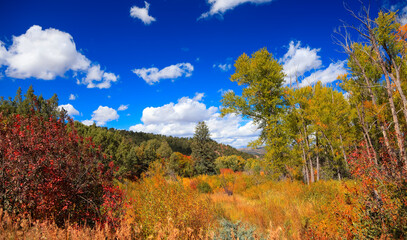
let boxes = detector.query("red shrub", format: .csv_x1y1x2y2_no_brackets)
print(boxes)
344,139,407,239
0,113,123,226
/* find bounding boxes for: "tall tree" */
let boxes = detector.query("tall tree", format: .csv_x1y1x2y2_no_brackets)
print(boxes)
221,48,290,178
191,121,217,175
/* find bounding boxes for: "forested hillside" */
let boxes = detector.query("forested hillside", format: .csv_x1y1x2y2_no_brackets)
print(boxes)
0,86,254,179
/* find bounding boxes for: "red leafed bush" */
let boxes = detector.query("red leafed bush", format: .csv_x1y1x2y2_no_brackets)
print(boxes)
344,138,407,239
0,113,123,227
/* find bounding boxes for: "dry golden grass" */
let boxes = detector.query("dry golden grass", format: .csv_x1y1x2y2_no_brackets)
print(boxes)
0,208,136,240
1,171,347,240
206,176,345,240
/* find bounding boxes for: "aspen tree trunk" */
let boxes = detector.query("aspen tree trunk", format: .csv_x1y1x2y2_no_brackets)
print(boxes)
302,125,314,183
301,141,310,185
356,105,378,165
370,39,407,166
390,69,407,123
351,54,396,160
303,163,309,185
382,72,407,166
316,133,320,181
321,132,342,180
339,134,349,170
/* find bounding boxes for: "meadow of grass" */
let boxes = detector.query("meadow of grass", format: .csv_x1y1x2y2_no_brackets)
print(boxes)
1,169,357,239
184,172,351,239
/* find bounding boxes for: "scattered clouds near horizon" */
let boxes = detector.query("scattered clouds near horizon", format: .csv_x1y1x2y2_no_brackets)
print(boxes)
118,104,129,111
199,0,274,19
280,41,346,88
129,93,260,148
82,106,119,126
213,63,232,71
130,1,156,25
58,104,80,117
0,25,118,89
132,63,194,85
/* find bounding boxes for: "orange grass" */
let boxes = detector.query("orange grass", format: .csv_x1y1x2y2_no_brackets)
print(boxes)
0,208,135,240
118,172,215,239
195,173,346,239
1,170,349,240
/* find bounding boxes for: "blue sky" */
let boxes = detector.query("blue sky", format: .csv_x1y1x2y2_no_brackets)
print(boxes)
0,0,405,147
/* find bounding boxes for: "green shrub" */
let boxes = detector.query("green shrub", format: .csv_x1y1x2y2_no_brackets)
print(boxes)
197,181,213,193
214,219,261,240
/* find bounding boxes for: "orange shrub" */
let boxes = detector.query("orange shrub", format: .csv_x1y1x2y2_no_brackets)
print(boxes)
119,173,214,239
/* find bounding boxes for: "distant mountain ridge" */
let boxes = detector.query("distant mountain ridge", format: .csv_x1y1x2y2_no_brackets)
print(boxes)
238,147,266,156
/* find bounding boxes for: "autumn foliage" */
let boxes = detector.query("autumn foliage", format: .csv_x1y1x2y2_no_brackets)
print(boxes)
305,133,407,239
0,113,123,226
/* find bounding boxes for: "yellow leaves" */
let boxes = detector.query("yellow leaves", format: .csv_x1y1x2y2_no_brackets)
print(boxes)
337,73,348,82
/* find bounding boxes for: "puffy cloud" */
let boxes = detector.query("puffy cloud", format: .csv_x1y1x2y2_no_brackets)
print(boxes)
78,64,119,89
130,1,156,25
129,94,261,148
280,41,347,88
193,92,205,101
58,103,80,116
281,41,322,85
0,25,117,89
69,94,77,100
298,61,347,88
207,113,261,147
213,63,231,71
140,93,217,124
118,104,129,111
199,0,274,19
82,120,94,126
83,106,119,126
92,106,119,126
133,63,194,85
0,42,8,66
3,25,90,80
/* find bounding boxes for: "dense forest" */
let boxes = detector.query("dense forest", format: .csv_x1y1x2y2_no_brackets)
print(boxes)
1,6,407,240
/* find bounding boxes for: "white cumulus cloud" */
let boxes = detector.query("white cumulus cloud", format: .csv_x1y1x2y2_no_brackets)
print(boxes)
83,106,119,126
129,93,261,148
298,61,347,88
78,64,119,89
3,25,90,80
199,0,274,19
133,63,194,85
58,104,80,116
141,93,217,124
0,42,8,66
130,1,156,25
82,120,94,126
280,41,347,88
0,25,118,89
281,41,322,85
